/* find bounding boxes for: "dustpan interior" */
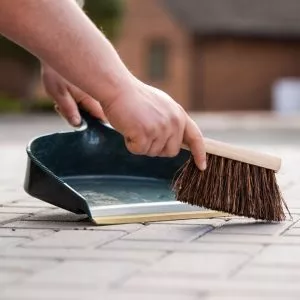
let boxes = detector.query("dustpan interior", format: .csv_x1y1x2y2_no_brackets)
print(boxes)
28,121,190,208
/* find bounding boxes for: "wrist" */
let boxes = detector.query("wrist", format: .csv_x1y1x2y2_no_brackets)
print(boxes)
98,71,138,109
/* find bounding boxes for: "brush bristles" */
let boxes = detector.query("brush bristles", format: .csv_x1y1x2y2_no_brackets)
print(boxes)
173,154,289,222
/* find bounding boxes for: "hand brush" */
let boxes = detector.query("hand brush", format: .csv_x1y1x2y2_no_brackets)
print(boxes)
173,138,289,222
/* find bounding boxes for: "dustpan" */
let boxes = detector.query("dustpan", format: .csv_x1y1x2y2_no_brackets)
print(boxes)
24,110,225,225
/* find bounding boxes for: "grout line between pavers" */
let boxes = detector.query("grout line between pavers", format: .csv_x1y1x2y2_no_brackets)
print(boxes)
110,250,173,289
0,253,156,265
227,241,273,279
280,218,300,236
0,214,34,226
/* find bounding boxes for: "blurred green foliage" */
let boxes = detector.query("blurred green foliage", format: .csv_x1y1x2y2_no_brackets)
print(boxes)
0,0,124,112
0,95,23,113
84,0,124,40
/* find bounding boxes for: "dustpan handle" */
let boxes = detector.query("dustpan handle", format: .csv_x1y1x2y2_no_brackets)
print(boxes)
75,108,112,131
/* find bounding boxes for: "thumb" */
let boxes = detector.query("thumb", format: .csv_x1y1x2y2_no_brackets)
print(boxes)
183,117,207,171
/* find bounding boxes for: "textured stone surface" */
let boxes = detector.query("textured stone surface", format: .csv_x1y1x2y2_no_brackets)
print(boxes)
122,223,213,242
2,114,300,299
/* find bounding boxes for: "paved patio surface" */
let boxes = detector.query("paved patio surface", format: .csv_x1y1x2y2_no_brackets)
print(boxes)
1,113,300,300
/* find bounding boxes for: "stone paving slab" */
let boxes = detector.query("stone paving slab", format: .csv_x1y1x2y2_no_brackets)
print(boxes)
1,114,300,300
145,251,249,277
0,214,26,224
0,247,166,264
120,275,300,298
20,229,126,249
0,236,30,248
122,223,213,242
1,285,203,300
103,239,264,255
22,260,144,288
1,220,145,232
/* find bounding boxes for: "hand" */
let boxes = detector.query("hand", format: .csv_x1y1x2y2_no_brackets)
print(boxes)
41,63,107,126
102,79,207,170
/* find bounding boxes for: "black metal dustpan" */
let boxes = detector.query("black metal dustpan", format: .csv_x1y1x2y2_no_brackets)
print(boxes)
24,110,224,225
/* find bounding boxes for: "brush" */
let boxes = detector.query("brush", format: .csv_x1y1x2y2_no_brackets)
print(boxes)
173,138,290,222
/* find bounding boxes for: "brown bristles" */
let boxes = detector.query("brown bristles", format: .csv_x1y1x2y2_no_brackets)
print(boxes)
173,154,290,222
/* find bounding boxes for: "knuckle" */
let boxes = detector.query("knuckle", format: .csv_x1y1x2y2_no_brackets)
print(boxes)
126,137,149,155
145,125,157,137
157,119,168,132
170,116,180,127
75,93,90,104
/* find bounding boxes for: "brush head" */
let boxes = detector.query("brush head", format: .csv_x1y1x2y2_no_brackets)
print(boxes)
173,154,289,222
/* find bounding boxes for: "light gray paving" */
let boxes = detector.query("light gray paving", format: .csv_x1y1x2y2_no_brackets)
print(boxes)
1,113,300,299
122,223,213,242
21,229,126,248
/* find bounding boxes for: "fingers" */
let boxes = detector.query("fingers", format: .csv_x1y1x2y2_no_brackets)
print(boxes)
42,67,81,126
183,117,207,171
125,135,152,156
68,85,107,122
50,88,82,126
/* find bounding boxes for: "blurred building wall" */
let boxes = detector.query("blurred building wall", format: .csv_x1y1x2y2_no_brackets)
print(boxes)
194,37,300,111
114,0,300,111
115,0,193,110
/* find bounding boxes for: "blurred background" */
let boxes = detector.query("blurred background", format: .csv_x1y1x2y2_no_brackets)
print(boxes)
1,0,300,115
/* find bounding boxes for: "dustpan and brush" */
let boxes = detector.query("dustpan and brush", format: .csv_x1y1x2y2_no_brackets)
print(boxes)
24,110,288,225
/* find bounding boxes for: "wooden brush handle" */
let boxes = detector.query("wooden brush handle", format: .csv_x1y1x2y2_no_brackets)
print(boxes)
182,138,281,171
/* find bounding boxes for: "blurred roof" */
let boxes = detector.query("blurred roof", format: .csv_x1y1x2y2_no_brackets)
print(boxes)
163,0,300,37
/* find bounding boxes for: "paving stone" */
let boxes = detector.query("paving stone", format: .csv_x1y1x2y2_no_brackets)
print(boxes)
206,294,298,300
0,228,53,238
102,292,205,300
235,264,300,282
0,285,108,300
252,245,300,266
147,252,249,277
96,223,145,233
22,229,126,249
0,206,48,214
211,220,293,235
122,275,300,297
0,213,24,224
2,116,300,298
0,247,165,263
0,237,30,248
1,220,101,230
0,194,20,205
0,286,202,300
0,272,25,285
23,208,88,222
289,208,300,215
275,236,300,245
6,199,56,208
291,220,300,228
104,239,263,255
197,233,300,245
123,224,213,242
196,233,277,244
2,220,144,233
24,260,144,287
284,227,300,236
0,257,59,274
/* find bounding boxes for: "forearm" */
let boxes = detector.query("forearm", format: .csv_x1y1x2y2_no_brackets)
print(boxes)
0,0,133,105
